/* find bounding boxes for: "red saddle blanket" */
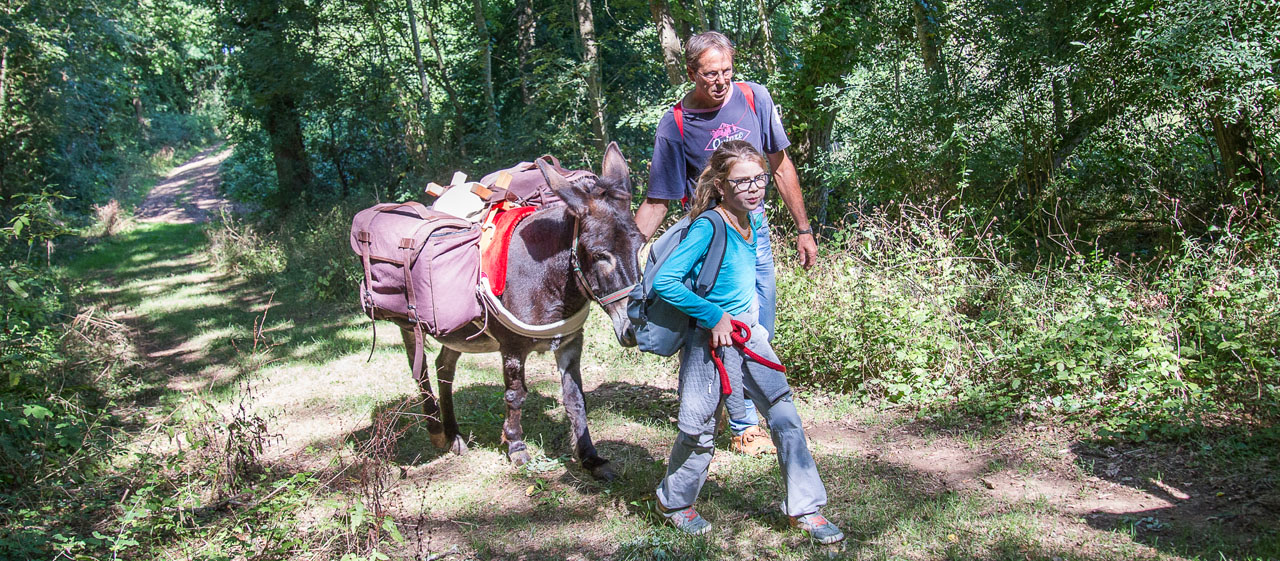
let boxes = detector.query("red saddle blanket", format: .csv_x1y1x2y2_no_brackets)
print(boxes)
481,205,538,296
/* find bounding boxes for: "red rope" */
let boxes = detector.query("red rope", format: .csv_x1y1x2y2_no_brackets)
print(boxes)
708,320,786,396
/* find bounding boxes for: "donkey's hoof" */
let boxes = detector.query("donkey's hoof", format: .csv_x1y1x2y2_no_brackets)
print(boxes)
449,435,468,455
583,457,616,482
509,449,532,466
428,431,450,450
590,462,617,482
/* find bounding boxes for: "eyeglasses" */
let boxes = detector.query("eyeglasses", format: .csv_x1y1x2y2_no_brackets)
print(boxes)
698,68,734,82
726,172,770,192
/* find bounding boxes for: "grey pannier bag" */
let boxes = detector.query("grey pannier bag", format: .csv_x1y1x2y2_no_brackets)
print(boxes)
350,201,482,381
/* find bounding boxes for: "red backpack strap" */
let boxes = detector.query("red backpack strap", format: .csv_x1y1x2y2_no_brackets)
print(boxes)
676,84,753,139
673,100,685,138
735,82,756,112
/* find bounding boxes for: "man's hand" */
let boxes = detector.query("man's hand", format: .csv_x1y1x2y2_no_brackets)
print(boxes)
797,233,818,269
709,313,733,348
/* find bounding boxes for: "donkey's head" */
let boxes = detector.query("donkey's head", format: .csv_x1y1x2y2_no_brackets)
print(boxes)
538,142,642,347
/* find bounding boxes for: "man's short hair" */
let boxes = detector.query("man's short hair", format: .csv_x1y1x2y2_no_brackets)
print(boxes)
685,31,736,73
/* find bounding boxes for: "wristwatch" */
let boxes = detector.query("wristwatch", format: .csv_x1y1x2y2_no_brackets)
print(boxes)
797,227,814,236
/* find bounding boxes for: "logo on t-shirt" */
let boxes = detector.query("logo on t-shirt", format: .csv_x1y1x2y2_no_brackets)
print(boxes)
705,123,751,151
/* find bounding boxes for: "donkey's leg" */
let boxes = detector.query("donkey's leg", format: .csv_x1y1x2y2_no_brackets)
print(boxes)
500,351,532,466
399,326,445,447
554,333,615,481
434,347,467,455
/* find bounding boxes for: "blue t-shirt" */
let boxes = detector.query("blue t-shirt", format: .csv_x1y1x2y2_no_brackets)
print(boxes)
653,211,764,329
648,82,791,204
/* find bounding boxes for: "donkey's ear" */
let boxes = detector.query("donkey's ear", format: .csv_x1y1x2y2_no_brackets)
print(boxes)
537,158,590,217
600,141,631,195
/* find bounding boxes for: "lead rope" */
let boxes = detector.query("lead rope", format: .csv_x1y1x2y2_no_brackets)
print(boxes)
708,320,786,396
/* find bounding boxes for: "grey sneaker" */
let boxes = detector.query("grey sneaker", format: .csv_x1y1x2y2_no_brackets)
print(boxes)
658,504,711,535
790,512,845,544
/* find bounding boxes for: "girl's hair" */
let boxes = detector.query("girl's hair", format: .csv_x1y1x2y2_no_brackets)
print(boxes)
687,140,768,219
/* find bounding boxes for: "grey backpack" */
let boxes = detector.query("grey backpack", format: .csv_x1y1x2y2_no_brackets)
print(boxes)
626,210,728,356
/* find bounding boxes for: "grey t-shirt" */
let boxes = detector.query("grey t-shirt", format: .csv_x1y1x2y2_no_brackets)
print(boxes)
648,81,791,204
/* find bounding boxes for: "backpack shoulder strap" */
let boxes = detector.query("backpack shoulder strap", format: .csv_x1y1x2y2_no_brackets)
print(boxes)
676,85,755,139
692,209,728,296
673,101,685,138
735,82,756,112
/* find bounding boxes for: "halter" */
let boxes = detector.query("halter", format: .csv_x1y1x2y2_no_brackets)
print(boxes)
570,217,636,307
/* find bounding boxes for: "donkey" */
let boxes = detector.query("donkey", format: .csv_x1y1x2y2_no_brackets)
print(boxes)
398,143,643,480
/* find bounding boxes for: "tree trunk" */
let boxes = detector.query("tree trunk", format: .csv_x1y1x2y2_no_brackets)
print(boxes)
1015,99,1119,208
911,0,947,93
650,0,686,86
517,0,536,104
0,45,8,127
472,0,498,127
365,2,397,78
133,95,149,143
262,96,314,211
1209,109,1266,196
236,0,316,212
755,0,776,75
693,0,710,32
422,1,467,157
405,0,431,109
574,0,608,151
328,119,350,199
787,4,856,175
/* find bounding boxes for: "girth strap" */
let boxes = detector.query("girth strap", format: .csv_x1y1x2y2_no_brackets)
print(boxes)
476,276,591,339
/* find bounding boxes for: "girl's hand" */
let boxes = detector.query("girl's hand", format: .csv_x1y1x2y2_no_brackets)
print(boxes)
710,313,733,348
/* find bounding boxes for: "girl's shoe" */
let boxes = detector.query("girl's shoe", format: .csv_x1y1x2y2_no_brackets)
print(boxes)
658,504,712,535
790,512,845,544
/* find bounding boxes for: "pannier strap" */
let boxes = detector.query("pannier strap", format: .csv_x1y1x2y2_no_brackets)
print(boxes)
399,237,416,249
377,201,433,220
358,231,371,242
401,244,431,388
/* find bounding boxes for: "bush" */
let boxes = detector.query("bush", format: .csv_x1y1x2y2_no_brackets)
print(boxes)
206,210,287,281
278,205,362,302
207,205,360,303
773,204,1280,437
774,207,978,404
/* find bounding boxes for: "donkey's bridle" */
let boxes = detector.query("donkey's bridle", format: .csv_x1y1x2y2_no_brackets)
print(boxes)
570,217,636,306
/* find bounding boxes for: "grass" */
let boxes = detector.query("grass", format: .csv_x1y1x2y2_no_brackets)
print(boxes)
40,211,1280,560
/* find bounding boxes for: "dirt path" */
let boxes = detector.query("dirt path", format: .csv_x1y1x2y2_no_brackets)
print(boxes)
136,144,234,224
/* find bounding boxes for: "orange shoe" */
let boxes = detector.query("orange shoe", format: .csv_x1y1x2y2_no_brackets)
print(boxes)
728,425,776,456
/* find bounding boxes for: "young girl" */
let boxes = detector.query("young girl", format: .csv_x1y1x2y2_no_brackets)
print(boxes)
651,140,844,544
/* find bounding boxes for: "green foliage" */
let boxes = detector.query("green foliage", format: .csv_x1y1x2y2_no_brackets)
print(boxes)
207,206,359,302
775,206,1280,437
277,206,364,302
206,210,287,281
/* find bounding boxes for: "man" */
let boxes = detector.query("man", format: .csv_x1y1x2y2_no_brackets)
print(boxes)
636,32,819,456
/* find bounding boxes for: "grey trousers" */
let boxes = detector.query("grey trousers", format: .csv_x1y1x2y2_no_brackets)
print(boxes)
655,318,828,517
